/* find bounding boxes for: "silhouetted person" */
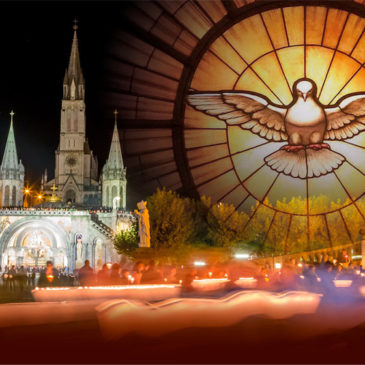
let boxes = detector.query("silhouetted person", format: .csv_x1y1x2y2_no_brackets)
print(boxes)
97,264,110,285
120,269,130,285
38,261,59,287
8,265,16,291
78,260,94,286
133,262,144,284
17,266,27,292
141,260,163,284
109,263,121,285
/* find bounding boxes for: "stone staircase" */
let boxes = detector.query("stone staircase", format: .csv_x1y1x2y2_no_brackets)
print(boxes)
90,213,115,239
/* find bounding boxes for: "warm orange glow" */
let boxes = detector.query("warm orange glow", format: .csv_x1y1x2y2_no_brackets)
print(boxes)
46,275,54,283
184,5,365,247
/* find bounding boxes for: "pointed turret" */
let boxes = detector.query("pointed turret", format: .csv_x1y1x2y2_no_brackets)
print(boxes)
106,110,124,170
63,69,69,84
101,110,127,209
0,111,24,207
1,111,19,171
63,19,84,100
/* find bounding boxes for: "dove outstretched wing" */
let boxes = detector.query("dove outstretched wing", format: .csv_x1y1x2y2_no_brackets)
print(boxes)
187,92,288,142
324,94,365,140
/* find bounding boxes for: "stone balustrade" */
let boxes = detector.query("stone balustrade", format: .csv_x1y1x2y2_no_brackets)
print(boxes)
0,209,90,216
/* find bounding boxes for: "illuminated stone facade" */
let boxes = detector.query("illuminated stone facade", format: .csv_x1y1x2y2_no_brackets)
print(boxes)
0,209,133,270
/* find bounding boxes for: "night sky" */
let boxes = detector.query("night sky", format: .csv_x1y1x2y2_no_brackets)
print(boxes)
0,2,125,188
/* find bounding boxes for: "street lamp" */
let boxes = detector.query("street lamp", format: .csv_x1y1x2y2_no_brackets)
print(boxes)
37,193,44,203
23,187,31,208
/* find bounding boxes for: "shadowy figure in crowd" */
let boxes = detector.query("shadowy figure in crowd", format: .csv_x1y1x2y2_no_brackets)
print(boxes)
16,266,27,292
97,264,110,285
78,260,94,286
141,260,163,284
8,265,16,291
133,261,145,284
38,261,59,287
110,263,121,285
120,269,130,285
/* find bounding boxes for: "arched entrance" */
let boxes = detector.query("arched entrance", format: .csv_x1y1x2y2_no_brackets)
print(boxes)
0,219,71,269
65,189,76,203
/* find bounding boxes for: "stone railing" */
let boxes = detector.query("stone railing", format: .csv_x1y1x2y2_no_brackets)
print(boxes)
0,209,90,216
90,213,114,233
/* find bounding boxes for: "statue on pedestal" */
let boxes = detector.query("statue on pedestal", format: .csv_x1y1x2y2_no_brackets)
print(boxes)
75,234,83,269
134,200,150,248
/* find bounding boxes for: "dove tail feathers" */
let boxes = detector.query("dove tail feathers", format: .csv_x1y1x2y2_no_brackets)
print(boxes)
264,148,346,179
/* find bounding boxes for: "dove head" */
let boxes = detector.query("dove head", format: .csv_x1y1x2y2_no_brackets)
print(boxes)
294,79,316,102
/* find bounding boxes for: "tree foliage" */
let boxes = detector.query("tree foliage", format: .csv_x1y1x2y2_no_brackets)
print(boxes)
147,188,196,250
117,188,364,262
114,221,139,258
198,196,247,249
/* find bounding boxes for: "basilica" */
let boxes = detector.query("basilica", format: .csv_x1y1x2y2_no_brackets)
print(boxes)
0,23,127,210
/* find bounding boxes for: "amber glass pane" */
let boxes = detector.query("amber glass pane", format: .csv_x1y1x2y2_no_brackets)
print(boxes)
261,9,288,49
210,37,247,74
282,7,304,46
224,14,273,64
191,51,239,90
322,9,348,49
306,7,327,45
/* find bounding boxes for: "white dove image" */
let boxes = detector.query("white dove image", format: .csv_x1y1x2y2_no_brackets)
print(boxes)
187,78,365,179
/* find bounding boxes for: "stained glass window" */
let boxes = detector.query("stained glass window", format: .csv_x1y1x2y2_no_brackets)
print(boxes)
107,1,365,249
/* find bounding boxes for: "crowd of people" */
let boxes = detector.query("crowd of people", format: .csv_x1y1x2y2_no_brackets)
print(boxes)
0,254,363,297
254,256,363,294
1,265,74,290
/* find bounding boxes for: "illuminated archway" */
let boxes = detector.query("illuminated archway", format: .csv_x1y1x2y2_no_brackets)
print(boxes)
0,219,70,268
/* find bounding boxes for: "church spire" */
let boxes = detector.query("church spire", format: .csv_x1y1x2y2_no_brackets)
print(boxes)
1,111,20,171
63,19,84,100
106,110,124,170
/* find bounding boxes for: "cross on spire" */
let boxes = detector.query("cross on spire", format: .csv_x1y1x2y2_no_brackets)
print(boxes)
10,110,14,123
51,183,58,193
73,18,78,31
114,109,118,123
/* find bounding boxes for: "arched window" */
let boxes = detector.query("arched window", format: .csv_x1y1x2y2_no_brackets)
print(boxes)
65,189,76,203
3,185,9,206
111,186,118,207
11,186,16,206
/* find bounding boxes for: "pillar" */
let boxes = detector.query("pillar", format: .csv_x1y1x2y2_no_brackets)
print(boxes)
92,243,96,268
102,243,107,265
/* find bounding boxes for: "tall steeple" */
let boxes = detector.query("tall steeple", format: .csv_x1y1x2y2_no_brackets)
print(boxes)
1,111,20,171
106,110,124,170
63,19,84,100
49,20,99,206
